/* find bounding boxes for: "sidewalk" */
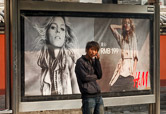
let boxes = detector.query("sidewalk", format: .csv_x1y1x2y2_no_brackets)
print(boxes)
0,95,5,110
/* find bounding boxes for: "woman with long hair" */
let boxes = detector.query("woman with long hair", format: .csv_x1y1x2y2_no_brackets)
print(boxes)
35,17,80,95
109,18,138,92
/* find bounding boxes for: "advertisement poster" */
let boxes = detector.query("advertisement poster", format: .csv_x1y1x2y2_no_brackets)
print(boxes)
0,0,4,23
23,16,151,96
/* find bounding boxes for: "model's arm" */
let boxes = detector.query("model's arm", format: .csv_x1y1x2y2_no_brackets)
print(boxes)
37,46,51,95
110,24,122,31
109,60,121,86
69,61,80,94
110,24,122,43
132,33,138,77
75,60,98,83
40,69,51,95
132,59,138,77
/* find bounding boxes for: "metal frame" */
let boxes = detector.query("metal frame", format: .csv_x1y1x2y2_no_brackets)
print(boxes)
153,1,160,114
4,0,13,113
19,95,155,112
10,0,19,114
4,0,10,110
9,1,160,114
19,1,154,14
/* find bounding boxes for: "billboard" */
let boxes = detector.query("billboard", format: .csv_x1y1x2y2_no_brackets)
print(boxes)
21,12,153,101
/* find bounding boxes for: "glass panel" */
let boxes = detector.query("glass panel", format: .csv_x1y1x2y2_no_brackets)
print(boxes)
20,12,153,101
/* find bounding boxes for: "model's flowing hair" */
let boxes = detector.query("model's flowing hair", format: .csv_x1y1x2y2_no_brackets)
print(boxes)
32,16,78,51
32,16,80,69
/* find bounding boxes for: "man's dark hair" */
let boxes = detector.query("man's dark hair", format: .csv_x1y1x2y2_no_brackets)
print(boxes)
86,41,100,51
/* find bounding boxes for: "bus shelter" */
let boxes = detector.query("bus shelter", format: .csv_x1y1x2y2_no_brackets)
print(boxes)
3,0,160,114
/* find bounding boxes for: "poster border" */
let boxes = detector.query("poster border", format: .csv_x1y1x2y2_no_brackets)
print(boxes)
20,10,154,102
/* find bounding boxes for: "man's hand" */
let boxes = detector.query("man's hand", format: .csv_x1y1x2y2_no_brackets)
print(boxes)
96,53,100,59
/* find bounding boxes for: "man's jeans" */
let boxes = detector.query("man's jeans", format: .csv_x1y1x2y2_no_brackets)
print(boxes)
82,96,104,114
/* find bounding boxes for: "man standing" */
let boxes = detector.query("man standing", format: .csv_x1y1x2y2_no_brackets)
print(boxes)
75,41,104,114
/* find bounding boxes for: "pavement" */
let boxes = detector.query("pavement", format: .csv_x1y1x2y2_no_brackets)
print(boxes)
0,95,5,110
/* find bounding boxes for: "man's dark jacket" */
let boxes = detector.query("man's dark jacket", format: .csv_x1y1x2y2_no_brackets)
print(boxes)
75,55,102,98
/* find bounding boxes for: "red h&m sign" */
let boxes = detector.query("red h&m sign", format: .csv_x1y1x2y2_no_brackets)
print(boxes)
134,72,149,88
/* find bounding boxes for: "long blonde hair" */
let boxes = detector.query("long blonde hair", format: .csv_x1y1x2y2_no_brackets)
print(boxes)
33,16,78,50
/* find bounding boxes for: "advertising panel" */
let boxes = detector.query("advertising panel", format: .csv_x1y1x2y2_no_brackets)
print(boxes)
21,12,153,101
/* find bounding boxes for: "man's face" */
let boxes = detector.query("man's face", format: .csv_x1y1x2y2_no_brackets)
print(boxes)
86,47,98,59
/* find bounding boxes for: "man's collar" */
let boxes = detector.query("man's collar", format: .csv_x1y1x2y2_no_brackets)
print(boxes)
82,55,90,61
